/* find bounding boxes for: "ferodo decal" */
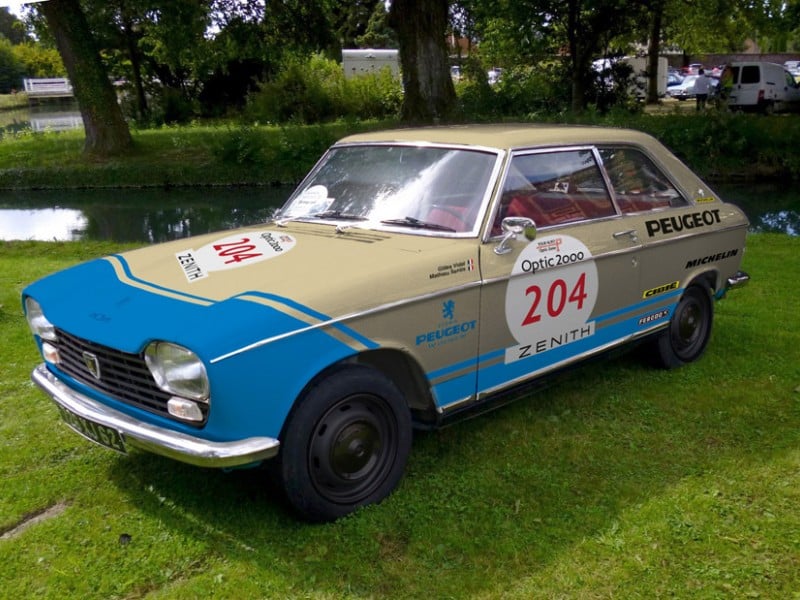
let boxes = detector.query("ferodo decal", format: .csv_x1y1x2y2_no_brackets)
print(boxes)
176,231,296,282
645,209,721,237
638,308,670,326
642,281,679,298
504,235,598,363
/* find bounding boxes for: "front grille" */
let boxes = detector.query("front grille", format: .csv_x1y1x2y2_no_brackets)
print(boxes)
55,328,174,419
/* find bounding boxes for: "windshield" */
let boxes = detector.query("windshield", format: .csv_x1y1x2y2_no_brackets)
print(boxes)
279,144,499,234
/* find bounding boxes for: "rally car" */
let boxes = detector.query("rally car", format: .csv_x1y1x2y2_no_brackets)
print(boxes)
23,124,750,521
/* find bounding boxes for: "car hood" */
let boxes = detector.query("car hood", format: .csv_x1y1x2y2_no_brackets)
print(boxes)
24,222,474,359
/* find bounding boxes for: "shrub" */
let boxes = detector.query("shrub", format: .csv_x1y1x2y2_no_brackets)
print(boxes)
245,53,401,124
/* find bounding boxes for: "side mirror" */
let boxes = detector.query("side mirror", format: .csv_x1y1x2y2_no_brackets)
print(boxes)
494,216,536,255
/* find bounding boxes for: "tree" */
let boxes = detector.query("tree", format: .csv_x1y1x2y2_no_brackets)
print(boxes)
387,0,456,122
0,7,29,44
331,0,382,49
0,37,25,92
356,1,398,49
38,0,132,156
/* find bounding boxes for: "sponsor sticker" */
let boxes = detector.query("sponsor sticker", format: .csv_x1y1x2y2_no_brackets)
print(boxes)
504,235,598,363
685,248,738,269
642,281,679,298
645,209,721,237
176,231,296,282
415,300,477,349
638,308,670,326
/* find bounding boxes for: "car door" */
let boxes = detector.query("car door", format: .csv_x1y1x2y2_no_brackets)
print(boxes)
474,147,644,398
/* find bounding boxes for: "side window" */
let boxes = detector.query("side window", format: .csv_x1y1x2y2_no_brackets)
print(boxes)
494,149,615,231
741,65,760,84
598,147,688,213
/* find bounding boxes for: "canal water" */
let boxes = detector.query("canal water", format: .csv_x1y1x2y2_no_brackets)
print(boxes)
0,180,796,242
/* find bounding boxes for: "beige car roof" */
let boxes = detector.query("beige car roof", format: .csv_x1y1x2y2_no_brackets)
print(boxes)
339,124,662,152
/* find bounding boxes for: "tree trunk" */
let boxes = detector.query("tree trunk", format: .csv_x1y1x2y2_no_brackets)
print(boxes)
39,0,132,156
647,2,664,104
388,0,455,123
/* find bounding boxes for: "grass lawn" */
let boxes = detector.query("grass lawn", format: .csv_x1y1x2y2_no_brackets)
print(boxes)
0,234,798,598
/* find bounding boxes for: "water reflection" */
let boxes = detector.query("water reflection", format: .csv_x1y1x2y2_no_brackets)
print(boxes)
0,102,83,136
715,181,799,236
0,180,796,242
0,186,289,242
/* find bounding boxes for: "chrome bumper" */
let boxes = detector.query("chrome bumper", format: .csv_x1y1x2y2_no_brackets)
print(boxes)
726,270,750,289
32,363,280,468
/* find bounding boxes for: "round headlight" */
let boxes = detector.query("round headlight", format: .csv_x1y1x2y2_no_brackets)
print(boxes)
25,297,56,341
145,342,209,401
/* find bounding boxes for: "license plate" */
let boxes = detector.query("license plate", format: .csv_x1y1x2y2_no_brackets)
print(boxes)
56,404,126,454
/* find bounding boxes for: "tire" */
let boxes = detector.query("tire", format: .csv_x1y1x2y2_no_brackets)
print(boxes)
278,365,412,522
652,285,713,369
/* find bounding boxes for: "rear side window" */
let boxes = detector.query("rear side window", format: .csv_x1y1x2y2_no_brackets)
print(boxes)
496,149,615,230
598,147,688,213
741,65,760,84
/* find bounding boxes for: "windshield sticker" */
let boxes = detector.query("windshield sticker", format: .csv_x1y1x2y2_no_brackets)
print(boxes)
504,235,598,363
176,231,296,282
283,185,332,217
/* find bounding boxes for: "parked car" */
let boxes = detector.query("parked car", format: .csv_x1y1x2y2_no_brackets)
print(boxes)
667,71,684,88
667,74,698,100
667,74,719,101
24,125,750,522
724,61,800,113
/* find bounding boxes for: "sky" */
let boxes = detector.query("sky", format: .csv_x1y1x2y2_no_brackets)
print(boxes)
0,2,41,16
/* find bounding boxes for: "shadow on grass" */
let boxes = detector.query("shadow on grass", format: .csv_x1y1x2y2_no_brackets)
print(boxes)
103,297,796,597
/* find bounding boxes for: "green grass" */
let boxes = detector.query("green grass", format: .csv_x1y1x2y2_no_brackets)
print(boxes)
0,234,798,598
2,111,800,191
0,120,396,189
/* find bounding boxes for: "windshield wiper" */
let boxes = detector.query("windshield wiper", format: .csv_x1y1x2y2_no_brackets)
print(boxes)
312,210,368,221
380,217,456,232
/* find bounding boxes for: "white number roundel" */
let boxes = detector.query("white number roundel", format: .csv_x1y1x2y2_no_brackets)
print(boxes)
505,234,598,345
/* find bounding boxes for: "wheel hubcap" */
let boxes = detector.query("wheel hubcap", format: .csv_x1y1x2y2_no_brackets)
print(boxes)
308,394,396,504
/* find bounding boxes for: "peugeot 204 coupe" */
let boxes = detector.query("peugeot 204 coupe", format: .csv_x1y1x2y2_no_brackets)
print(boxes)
24,125,750,522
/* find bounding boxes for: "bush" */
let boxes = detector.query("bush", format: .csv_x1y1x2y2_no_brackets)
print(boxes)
0,37,25,93
245,53,402,124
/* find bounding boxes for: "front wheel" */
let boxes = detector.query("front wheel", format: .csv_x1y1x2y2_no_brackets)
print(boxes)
278,365,412,522
652,285,713,369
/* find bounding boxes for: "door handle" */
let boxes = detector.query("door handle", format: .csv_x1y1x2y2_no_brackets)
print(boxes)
613,229,639,243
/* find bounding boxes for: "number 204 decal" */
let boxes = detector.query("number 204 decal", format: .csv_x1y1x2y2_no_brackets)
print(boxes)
505,235,598,364
175,231,297,282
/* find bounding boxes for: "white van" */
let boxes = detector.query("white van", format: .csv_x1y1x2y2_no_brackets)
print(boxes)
724,61,800,113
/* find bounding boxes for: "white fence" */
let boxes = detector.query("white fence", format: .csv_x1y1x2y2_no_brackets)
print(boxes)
23,78,74,99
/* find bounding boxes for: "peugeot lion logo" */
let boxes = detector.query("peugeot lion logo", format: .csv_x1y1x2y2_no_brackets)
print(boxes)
82,351,101,380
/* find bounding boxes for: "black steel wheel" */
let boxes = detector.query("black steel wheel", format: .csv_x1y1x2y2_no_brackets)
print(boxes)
279,365,412,522
653,285,713,369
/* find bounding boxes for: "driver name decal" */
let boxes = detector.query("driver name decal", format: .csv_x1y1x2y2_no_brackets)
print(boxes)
176,231,296,282
504,235,599,364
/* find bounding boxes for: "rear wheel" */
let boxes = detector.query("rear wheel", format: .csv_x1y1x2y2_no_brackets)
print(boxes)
653,285,713,369
278,365,412,522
